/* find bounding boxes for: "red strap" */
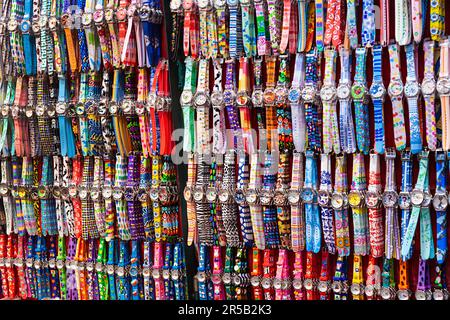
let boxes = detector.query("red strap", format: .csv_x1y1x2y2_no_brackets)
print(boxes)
183,11,191,57
6,235,17,298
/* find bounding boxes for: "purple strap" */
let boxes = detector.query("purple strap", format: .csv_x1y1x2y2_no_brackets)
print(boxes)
66,237,78,300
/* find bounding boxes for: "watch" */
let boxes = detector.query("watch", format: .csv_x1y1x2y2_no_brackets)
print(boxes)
337,47,356,154
351,47,370,155
320,48,340,154
422,40,437,151
349,153,370,256
387,43,407,151
404,43,422,154
369,44,386,154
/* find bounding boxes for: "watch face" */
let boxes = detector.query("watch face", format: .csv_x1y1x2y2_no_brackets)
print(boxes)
348,191,363,207
90,188,100,200
317,281,329,293
351,83,367,100
317,190,330,206
136,102,145,115
398,192,411,209
245,189,259,204
432,289,444,301
410,189,424,206
170,0,182,10
20,20,31,33
273,278,282,290
56,102,67,114
211,91,224,106
116,7,128,21
197,0,210,8
433,193,448,211
273,191,286,206
331,193,346,210
104,9,115,22
288,87,301,104
415,290,426,301
35,105,46,116
287,189,300,205
263,88,276,105
226,0,239,6
218,188,230,203
193,91,210,107
236,92,249,106
274,86,288,102
214,0,226,7
381,190,398,208
250,276,260,287
366,191,381,207
380,287,393,300
223,89,236,105
303,279,314,290
183,0,194,10
82,12,93,26
388,80,404,97
438,76,450,94
102,186,112,199
31,20,40,33
234,189,246,204
421,78,436,96
370,82,386,99
404,81,420,98
7,19,18,31
171,269,180,280
39,15,48,28
78,187,88,200
336,84,351,100
301,188,314,203
93,10,104,23
0,183,9,196
350,283,362,296
204,186,216,202
150,188,159,202
292,279,303,290
301,85,316,102
222,273,232,284
112,188,123,200
320,85,337,102
251,89,264,105
259,190,273,205
137,189,148,202
364,285,374,297
261,278,271,289
332,281,342,293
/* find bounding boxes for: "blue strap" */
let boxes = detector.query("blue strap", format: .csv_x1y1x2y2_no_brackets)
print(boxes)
130,240,141,300
436,152,450,264
372,45,383,82
172,242,186,300
405,43,422,154
197,244,209,300
117,240,131,300
107,239,118,300
58,77,68,156
305,151,321,253
163,243,175,300
373,99,385,154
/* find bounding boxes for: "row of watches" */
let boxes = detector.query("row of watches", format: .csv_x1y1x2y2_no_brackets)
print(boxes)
0,177,178,204
0,253,186,282
184,161,445,211
6,1,163,36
